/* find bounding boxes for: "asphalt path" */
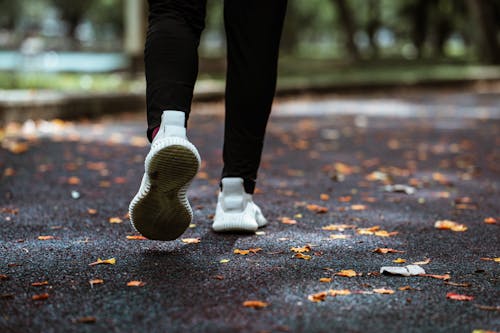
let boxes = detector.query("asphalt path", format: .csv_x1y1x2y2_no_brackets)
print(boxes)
1,91,499,332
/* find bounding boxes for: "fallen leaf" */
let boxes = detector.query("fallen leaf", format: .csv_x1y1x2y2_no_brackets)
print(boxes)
374,230,399,237
329,234,349,239
219,259,230,263
319,277,332,283
89,279,104,286
108,217,123,224
280,217,297,225
444,281,471,287
329,289,351,296
434,220,467,232
37,236,55,240
392,258,406,263
322,224,356,231
335,269,358,277
32,293,49,301
243,300,268,309
248,248,262,254
373,288,395,294
67,177,81,185
338,196,352,202
127,280,145,287
383,184,416,195
87,208,97,215
89,258,116,266
306,204,328,214
320,194,330,201
0,274,9,280
234,249,250,255
472,330,498,333
484,217,497,224
290,245,311,253
398,286,413,291
357,226,380,235
419,273,450,280
308,291,328,302
474,304,500,312
294,253,312,260
373,248,405,254
351,204,367,211
5,141,29,154
412,258,431,265
126,235,147,240
181,238,201,244
446,292,474,301
75,316,96,324
480,257,500,262
31,281,49,286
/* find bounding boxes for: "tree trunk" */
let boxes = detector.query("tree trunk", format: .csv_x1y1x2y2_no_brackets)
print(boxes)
366,0,380,58
412,0,429,59
466,0,500,64
331,0,360,61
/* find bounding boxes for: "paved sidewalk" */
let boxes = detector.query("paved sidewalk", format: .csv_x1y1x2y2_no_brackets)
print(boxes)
0,92,499,332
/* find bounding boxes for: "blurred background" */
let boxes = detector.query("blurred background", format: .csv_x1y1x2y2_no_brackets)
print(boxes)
0,0,499,93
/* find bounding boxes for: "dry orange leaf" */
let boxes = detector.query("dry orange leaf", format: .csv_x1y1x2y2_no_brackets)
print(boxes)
393,258,406,263
127,280,146,287
357,226,380,235
290,245,311,253
338,196,352,202
67,177,81,185
31,281,49,287
306,204,328,214
126,235,147,240
87,208,97,215
32,293,49,301
243,300,268,309
75,316,96,324
320,194,330,201
373,288,395,294
234,249,250,255
308,291,328,302
374,230,399,237
419,273,450,280
329,234,349,240
484,217,497,224
89,258,116,266
335,269,357,277
181,238,201,244
280,217,297,225
37,235,55,241
398,286,413,291
373,248,405,254
319,277,332,283
6,142,29,154
329,289,351,296
480,257,500,262
108,217,123,224
322,224,356,231
294,253,312,260
351,204,367,211
434,220,467,232
89,279,104,286
446,292,474,301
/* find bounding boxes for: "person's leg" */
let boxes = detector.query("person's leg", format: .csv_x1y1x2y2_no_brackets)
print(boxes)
130,0,206,241
221,0,288,194
145,0,207,141
213,0,287,233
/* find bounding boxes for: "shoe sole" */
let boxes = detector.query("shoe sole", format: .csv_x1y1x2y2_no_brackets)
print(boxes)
129,138,200,240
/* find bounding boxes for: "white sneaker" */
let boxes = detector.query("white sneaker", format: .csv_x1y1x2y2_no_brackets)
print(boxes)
212,177,267,232
129,111,200,240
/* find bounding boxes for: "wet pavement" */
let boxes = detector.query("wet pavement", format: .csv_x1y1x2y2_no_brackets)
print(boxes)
1,90,499,332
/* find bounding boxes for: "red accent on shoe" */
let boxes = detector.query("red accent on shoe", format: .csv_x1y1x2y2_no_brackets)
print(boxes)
151,126,160,140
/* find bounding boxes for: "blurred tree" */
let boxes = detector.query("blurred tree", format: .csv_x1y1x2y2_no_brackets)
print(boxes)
50,0,92,42
466,0,500,64
331,0,360,60
86,0,124,36
0,0,21,30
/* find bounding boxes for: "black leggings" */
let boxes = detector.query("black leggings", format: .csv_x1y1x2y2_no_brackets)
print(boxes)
145,0,287,194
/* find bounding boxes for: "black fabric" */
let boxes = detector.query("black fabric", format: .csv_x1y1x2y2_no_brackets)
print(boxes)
145,0,287,194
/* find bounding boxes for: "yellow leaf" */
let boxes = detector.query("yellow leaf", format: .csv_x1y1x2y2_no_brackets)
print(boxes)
67,177,81,185
89,257,116,266
219,259,230,263
398,286,413,291
357,226,380,235
37,235,55,240
280,217,297,225
234,249,250,255
322,224,356,231
434,220,467,232
308,291,328,302
393,258,406,263
374,230,399,237
181,238,201,244
373,248,405,254
126,235,147,240
87,208,97,215
108,217,123,224
480,257,500,262
319,277,332,283
335,269,357,277
306,204,328,214
329,234,349,239
351,204,367,211
127,280,145,287
31,281,49,286
290,245,311,253
329,289,351,296
294,253,312,260
320,194,330,201
373,288,395,294
242,300,268,309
